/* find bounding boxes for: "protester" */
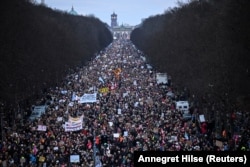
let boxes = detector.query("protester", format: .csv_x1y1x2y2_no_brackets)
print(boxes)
0,39,249,167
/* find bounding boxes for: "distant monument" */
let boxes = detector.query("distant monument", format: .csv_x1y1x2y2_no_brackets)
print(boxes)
109,12,135,40
69,6,78,15
111,12,118,28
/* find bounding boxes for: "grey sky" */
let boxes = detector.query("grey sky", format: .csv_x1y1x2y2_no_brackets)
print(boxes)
43,0,189,26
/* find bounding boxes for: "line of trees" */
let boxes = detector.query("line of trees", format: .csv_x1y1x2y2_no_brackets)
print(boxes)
0,0,113,109
131,0,250,110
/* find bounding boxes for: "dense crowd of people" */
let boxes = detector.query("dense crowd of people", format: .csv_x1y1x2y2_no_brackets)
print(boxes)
0,39,249,167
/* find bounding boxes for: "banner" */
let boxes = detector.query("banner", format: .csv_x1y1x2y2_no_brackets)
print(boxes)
38,156,45,162
65,115,83,132
156,73,168,84
123,92,128,98
98,77,105,84
64,122,82,132
78,93,97,103
199,115,206,123
37,125,47,131
68,115,83,123
72,92,80,101
70,155,80,163
99,87,109,94
61,90,67,94
57,117,63,122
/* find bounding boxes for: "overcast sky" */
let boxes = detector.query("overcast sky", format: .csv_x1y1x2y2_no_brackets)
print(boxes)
43,0,189,26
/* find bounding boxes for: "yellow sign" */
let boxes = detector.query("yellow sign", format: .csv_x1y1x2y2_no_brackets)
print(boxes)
99,87,109,93
39,156,45,162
